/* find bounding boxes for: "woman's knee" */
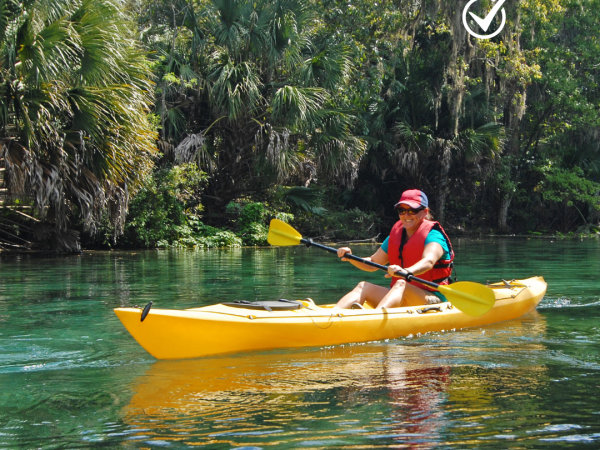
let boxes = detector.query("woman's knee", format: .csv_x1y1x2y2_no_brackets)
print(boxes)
353,281,367,291
391,279,406,290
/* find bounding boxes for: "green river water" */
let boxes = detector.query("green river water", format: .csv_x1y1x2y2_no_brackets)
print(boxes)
1,237,599,449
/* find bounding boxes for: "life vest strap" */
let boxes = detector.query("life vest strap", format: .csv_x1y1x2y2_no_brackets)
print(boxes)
432,276,450,284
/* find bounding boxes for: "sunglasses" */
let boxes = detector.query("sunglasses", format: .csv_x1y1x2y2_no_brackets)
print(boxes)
396,207,424,216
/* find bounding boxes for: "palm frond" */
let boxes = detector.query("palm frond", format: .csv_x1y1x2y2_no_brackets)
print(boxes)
0,0,14,43
299,44,353,90
211,0,244,51
271,85,327,129
458,122,504,161
1,0,157,243
255,124,301,182
174,132,217,174
209,52,263,120
309,112,367,187
282,186,327,215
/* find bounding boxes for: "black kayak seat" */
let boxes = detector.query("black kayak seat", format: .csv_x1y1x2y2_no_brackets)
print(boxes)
221,299,304,311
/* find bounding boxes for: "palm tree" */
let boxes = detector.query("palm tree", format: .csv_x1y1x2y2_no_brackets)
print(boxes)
136,0,366,206
0,0,157,250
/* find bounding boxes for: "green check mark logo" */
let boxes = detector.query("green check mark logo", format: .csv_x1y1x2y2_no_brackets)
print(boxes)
469,0,507,32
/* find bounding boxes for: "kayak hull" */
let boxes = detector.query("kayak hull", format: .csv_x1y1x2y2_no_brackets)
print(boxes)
114,277,547,360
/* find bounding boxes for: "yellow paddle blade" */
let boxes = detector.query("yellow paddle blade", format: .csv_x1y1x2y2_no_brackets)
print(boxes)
438,282,495,317
267,219,303,246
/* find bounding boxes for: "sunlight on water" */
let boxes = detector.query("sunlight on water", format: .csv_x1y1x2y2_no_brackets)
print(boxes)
1,237,600,448
539,298,600,309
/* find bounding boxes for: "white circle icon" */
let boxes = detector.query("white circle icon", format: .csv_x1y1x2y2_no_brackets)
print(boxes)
462,0,506,39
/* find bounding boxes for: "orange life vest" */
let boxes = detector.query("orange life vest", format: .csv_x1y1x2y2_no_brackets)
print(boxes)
387,219,454,291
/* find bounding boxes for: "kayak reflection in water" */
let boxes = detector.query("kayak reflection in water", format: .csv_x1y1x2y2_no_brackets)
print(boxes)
380,364,451,446
336,190,455,310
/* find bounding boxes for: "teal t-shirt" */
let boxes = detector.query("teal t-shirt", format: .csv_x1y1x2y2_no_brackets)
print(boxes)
380,229,451,302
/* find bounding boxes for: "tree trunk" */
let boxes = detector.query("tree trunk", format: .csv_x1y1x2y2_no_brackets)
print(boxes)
498,193,512,232
497,79,526,233
435,146,452,223
435,190,446,224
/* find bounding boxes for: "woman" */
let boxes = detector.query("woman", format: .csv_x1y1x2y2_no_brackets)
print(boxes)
336,189,454,309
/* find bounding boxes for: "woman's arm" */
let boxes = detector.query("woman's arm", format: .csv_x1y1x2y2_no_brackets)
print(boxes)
406,242,444,275
338,246,389,272
386,242,444,278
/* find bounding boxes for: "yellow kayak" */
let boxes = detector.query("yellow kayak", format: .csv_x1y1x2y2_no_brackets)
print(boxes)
114,276,547,360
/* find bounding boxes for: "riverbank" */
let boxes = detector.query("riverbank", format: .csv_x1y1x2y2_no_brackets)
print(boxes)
2,229,600,255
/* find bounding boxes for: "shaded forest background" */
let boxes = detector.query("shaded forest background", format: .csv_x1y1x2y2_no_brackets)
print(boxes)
1,0,599,251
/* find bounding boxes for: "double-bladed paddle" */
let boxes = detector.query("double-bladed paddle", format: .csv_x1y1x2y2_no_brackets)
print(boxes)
267,219,495,316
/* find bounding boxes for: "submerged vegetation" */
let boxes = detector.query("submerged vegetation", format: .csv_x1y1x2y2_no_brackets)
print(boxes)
1,0,599,251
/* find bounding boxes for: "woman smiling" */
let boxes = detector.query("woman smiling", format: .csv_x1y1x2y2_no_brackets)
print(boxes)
336,190,454,309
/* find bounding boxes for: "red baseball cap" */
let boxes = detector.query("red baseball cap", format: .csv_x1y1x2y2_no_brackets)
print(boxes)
394,189,429,209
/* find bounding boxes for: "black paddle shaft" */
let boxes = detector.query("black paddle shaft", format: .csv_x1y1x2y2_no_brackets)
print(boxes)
300,238,439,289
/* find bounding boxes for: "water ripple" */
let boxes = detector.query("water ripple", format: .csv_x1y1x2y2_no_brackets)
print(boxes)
539,297,600,309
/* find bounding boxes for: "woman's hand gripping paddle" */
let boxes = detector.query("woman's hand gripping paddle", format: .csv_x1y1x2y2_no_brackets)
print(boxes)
267,219,495,316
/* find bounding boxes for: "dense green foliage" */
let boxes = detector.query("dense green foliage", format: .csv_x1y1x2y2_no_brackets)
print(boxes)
0,0,157,250
2,0,599,251
134,0,365,202
510,0,600,232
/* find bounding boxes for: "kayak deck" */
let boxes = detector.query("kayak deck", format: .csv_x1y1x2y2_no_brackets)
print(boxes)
114,277,547,360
